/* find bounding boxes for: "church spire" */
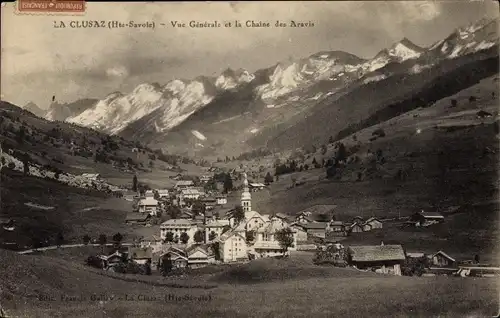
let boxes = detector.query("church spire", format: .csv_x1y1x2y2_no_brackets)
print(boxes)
241,172,251,212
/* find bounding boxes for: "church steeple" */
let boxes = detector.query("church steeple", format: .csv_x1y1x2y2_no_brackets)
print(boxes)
241,172,252,212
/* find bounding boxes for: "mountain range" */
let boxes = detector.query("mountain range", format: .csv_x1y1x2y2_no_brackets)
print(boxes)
22,17,499,158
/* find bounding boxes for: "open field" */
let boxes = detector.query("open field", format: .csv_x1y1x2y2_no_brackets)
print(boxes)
0,169,139,248
1,249,498,318
255,76,499,217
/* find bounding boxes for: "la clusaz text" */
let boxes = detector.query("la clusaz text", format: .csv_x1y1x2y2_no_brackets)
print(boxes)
52,20,315,29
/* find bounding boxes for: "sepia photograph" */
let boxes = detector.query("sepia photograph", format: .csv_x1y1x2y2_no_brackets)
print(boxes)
0,0,499,317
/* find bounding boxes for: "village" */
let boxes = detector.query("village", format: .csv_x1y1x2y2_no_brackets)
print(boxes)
82,169,500,279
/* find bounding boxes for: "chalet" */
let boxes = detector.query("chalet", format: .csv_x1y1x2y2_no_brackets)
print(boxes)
200,175,212,183
215,194,227,205
0,218,15,231
303,222,328,239
157,189,170,199
352,216,364,224
347,244,406,275
81,173,102,182
128,247,153,264
174,180,194,190
349,222,364,233
362,217,383,232
219,230,248,263
290,224,308,242
145,190,154,198
253,218,298,258
296,205,337,222
329,220,346,232
180,210,193,219
125,213,152,225
160,219,199,245
138,197,159,215
186,245,213,268
411,211,445,227
476,110,493,119
158,249,189,270
204,219,230,242
431,251,456,268
199,197,217,210
406,252,426,259
248,182,266,192
99,250,124,269
179,188,204,205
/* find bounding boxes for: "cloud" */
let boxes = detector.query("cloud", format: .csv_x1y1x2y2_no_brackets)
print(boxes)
0,1,496,106
106,66,129,78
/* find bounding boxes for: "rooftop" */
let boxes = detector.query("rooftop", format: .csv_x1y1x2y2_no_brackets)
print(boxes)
418,211,445,218
160,219,196,227
348,245,406,262
249,183,266,187
175,180,194,186
303,222,328,230
139,197,158,206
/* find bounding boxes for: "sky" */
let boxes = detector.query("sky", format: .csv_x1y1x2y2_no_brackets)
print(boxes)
1,1,498,108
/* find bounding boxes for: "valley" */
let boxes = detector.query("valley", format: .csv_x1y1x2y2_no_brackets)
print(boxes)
0,10,499,318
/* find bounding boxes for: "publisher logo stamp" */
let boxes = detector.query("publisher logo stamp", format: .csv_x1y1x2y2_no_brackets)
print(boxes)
17,0,86,14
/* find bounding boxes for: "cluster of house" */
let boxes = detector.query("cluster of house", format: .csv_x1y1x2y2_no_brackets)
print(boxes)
315,242,499,277
124,178,228,225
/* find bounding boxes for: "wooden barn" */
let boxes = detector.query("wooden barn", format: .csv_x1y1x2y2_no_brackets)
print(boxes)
347,244,406,275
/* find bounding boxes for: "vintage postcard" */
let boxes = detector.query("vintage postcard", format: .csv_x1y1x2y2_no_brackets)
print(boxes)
0,1,499,317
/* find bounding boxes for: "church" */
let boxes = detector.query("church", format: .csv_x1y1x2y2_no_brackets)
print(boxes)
219,173,298,262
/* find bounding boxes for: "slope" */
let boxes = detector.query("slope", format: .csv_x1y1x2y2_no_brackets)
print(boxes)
1,249,497,318
252,75,499,261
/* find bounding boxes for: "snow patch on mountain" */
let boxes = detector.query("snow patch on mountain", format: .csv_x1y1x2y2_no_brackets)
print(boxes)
69,79,215,134
475,41,496,51
388,42,421,60
409,63,432,74
363,74,387,84
215,69,255,90
192,130,207,140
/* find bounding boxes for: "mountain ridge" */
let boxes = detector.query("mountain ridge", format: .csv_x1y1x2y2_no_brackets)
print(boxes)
43,17,499,157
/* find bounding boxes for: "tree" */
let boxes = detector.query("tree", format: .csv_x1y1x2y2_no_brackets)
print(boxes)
230,205,245,225
161,255,173,276
450,99,458,107
180,232,190,244
321,144,327,155
56,232,64,247
144,259,152,276
194,230,204,244
82,234,91,245
132,175,138,192
22,156,29,175
112,232,123,245
264,172,274,185
276,228,294,256
165,231,174,243
208,231,217,241
98,234,107,253
246,230,255,243
223,173,233,193
328,136,334,144
168,205,181,219
474,254,480,264
336,143,347,163
311,157,318,167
